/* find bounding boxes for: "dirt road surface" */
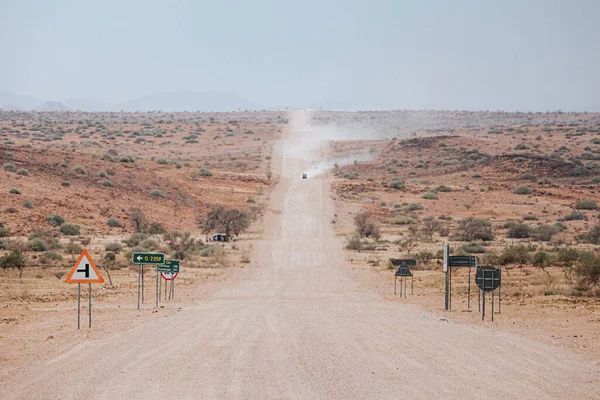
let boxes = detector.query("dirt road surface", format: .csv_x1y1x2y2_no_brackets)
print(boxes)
1,130,598,399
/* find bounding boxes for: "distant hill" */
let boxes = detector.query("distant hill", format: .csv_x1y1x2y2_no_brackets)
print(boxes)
0,90,259,112
0,91,43,110
35,101,71,111
64,97,117,112
119,91,258,112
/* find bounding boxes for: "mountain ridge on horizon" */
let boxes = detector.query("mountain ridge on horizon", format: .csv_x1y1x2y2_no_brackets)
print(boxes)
0,90,261,112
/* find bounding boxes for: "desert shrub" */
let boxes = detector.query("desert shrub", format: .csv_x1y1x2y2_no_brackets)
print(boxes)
9,188,21,195
101,153,115,162
421,191,438,200
107,217,121,227
59,223,80,236
523,214,537,221
438,142,447,147
532,224,559,242
455,217,494,241
471,174,481,178
389,216,416,225
0,223,8,237
28,237,49,252
515,144,529,150
579,224,600,244
23,200,33,209
139,238,159,251
575,199,598,210
405,203,424,211
354,211,380,239
3,163,16,172
519,173,536,181
345,235,364,251
73,165,87,175
99,171,108,178
124,232,148,247
440,160,459,166
105,251,116,261
150,189,165,198
538,178,553,185
105,242,123,253
513,186,532,195
46,214,65,227
496,244,530,267
508,223,531,238
564,211,586,221
148,222,167,235
156,158,168,165
119,156,135,163
41,251,63,262
101,179,113,187
574,251,600,287
61,181,71,187
200,245,222,257
462,242,486,254
198,168,213,176
16,168,29,176
388,179,405,190
434,185,452,192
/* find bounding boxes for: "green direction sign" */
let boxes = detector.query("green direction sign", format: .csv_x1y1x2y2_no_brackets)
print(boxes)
132,253,165,265
157,260,180,273
157,265,172,272
164,259,180,268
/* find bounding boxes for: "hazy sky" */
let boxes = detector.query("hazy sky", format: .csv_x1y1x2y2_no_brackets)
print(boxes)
1,0,599,111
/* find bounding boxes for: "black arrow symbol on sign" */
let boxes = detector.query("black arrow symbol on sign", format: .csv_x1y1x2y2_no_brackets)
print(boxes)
77,263,90,278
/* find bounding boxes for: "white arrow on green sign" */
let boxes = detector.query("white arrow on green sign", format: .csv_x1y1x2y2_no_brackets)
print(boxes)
132,253,165,265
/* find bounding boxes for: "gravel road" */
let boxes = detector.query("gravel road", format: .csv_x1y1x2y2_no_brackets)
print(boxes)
3,132,598,400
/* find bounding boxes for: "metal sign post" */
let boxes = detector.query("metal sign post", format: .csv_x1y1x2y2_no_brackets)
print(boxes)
132,253,165,310
392,259,416,299
65,249,104,330
446,255,477,311
77,283,81,330
475,266,502,321
443,244,449,310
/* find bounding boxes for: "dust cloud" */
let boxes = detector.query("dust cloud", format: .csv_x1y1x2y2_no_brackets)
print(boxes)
286,109,375,178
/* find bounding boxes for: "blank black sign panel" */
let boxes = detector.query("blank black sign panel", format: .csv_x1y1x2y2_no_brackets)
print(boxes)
390,259,417,267
448,256,477,267
475,266,501,291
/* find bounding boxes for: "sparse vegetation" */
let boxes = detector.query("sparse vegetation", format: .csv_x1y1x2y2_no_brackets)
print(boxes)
513,186,532,195
107,217,121,227
59,223,80,236
575,199,598,210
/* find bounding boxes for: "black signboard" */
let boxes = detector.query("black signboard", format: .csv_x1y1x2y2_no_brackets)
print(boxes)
448,256,477,268
390,259,417,267
475,266,501,291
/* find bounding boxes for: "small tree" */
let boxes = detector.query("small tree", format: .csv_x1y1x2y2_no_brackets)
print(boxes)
201,207,250,237
129,208,148,233
163,231,196,260
0,250,27,279
421,216,442,241
64,240,83,262
575,251,600,287
354,211,380,239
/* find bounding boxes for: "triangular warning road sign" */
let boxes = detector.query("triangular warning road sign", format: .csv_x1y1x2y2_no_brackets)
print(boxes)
65,249,104,284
